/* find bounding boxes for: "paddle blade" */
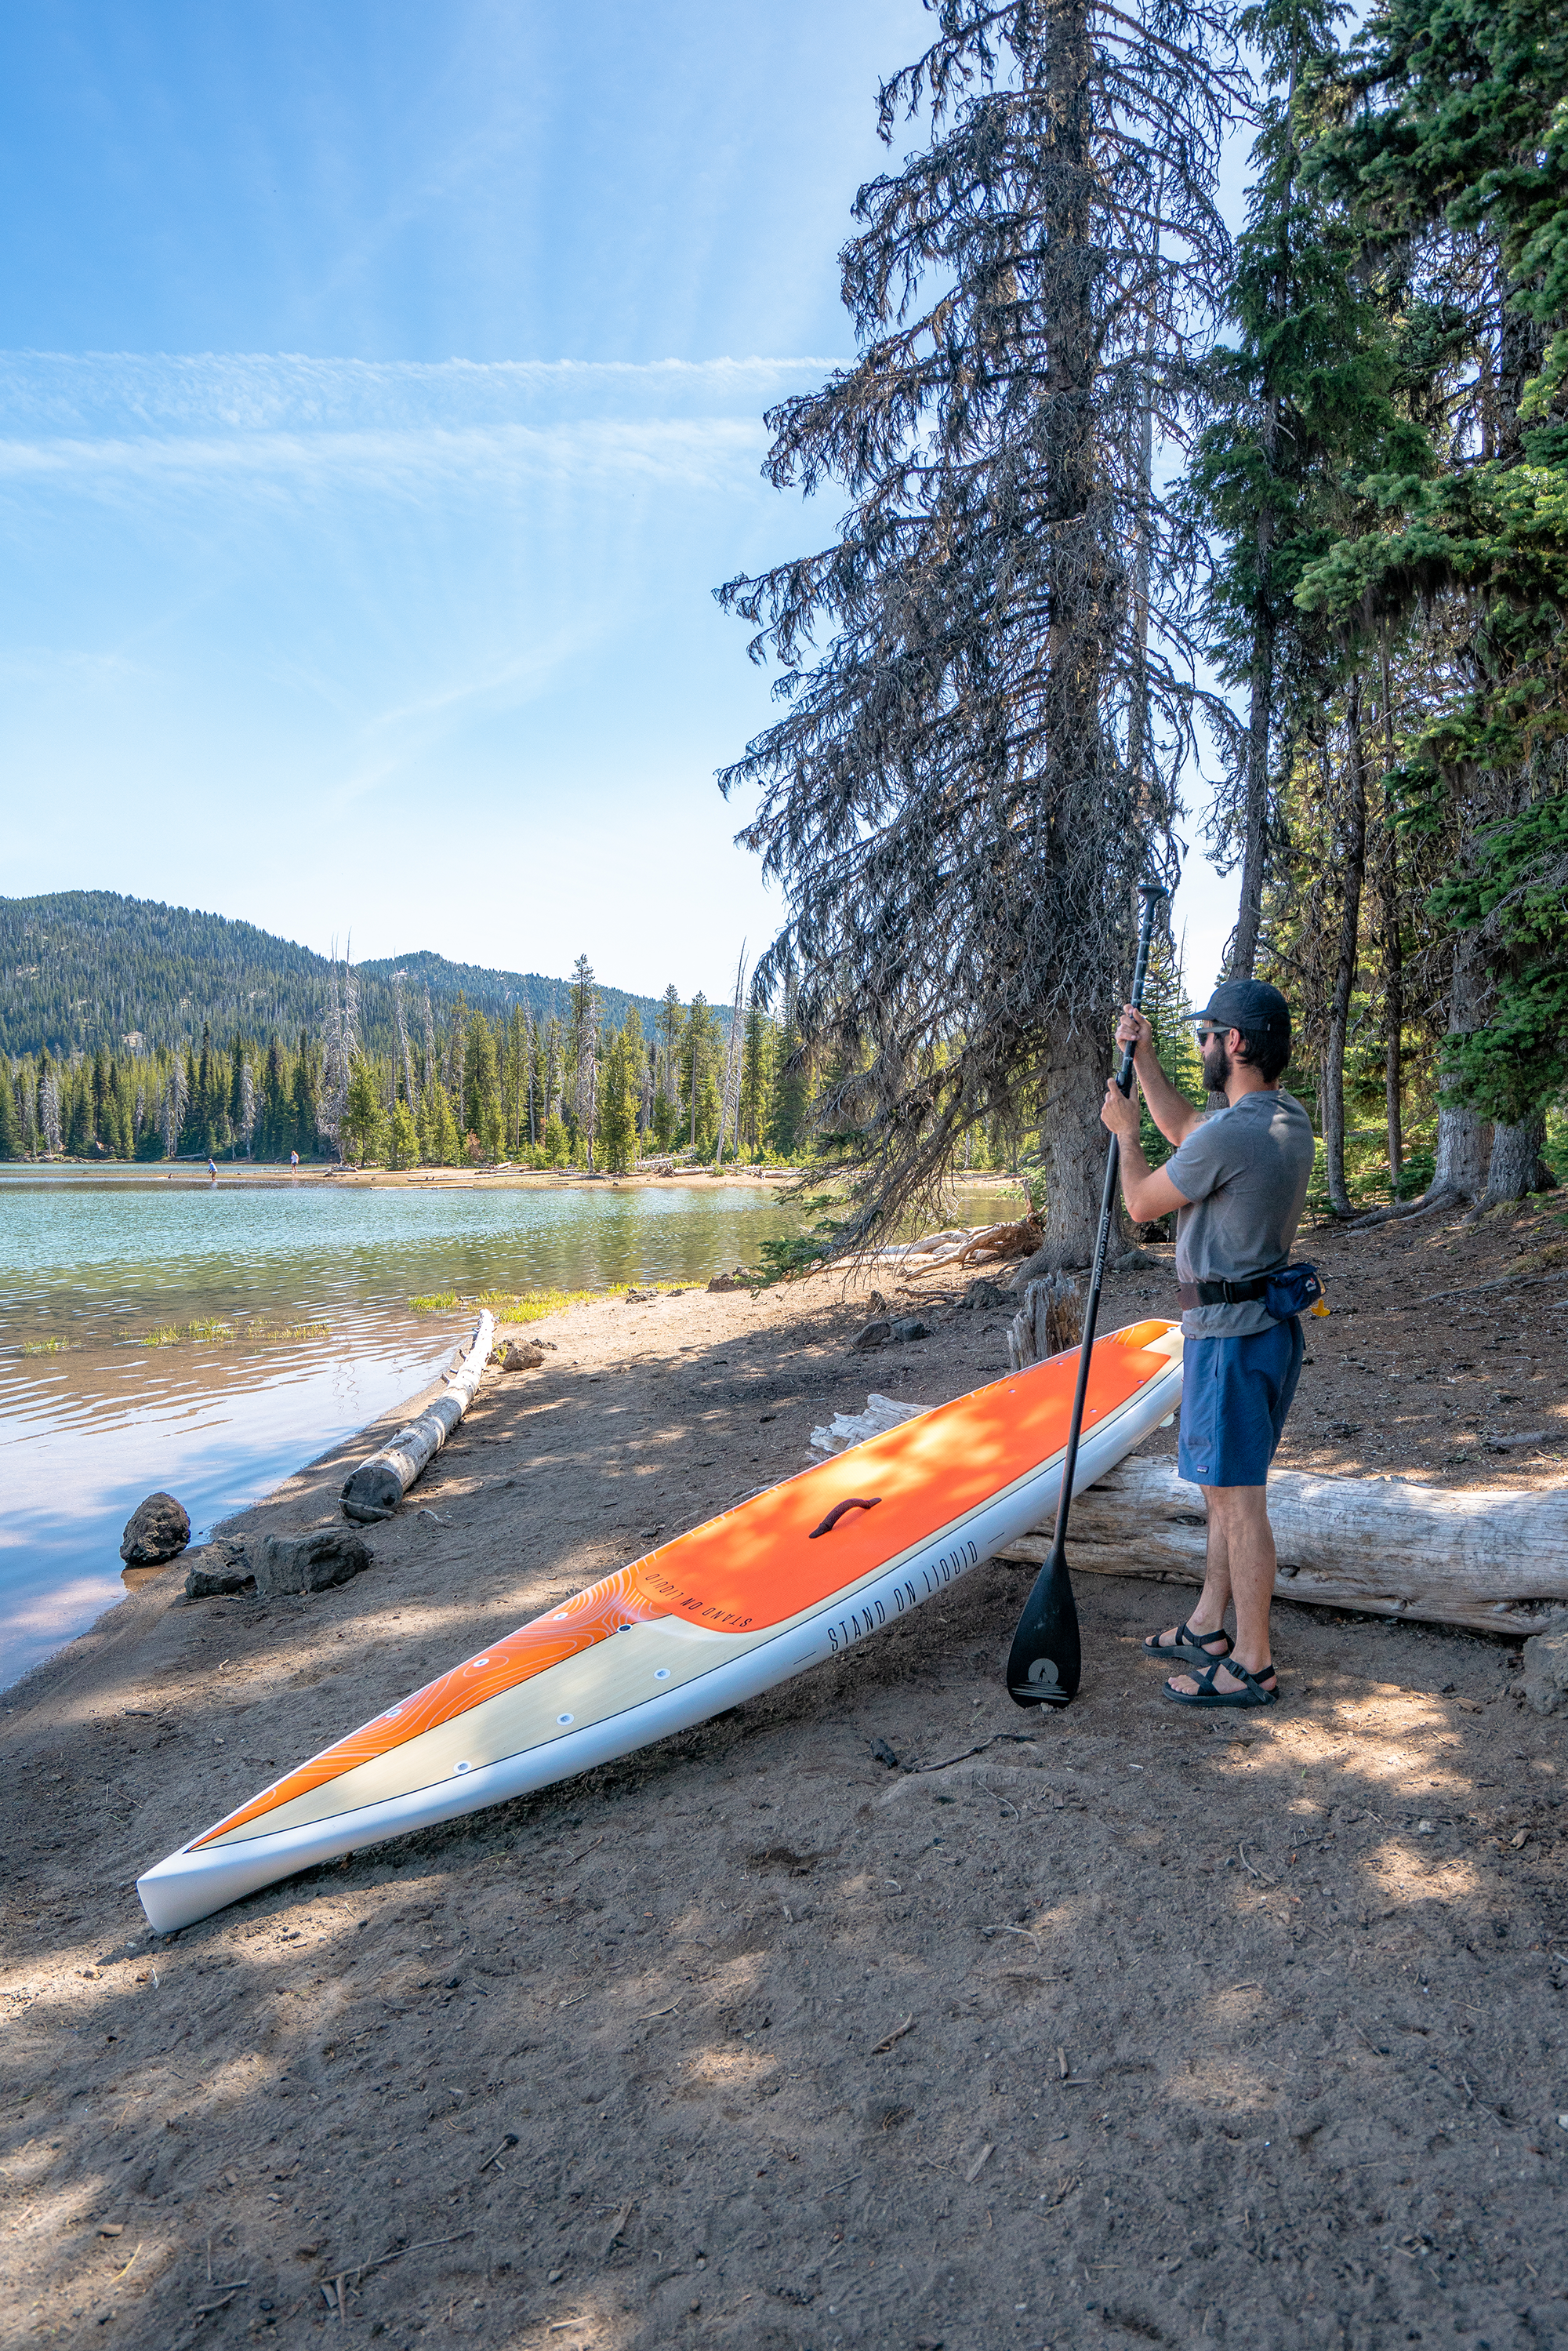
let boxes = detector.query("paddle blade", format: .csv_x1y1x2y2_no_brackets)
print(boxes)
1006,1541,1081,1709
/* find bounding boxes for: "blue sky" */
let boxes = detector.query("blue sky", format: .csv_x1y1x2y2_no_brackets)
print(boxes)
0,0,1240,1001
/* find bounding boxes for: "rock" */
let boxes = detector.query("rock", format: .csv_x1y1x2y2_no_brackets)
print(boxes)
965,1277,1007,1310
1523,1626,1568,1716
623,1288,659,1304
851,1318,892,1351
495,1339,546,1372
119,1492,191,1566
707,1268,750,1293
252,1528,373,1600
891,1317,931,1343
183,1539,253,1598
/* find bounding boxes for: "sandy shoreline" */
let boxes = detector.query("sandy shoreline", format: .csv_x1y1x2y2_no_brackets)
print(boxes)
2,1208,1565,2347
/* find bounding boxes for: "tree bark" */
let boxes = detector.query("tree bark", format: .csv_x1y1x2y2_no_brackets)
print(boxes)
1430,924,1492,1201
1377,632,1403,1194
1230,590,1273,981
1485,1110,1549,1204
1038,1031,1114,1266
1322,678,1367,1217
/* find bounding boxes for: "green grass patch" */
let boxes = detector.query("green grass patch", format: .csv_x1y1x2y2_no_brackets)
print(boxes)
21,1336,83,1356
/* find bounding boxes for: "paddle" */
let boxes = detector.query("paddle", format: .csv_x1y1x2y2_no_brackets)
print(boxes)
1005,881,1167,1708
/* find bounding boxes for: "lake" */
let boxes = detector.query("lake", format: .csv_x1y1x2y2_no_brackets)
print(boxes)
0,1170,805,1690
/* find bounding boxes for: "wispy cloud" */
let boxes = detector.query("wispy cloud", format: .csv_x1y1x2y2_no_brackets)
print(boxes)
0,348,846,511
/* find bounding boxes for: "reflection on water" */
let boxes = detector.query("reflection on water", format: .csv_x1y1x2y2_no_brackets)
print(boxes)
0,1171,803,1690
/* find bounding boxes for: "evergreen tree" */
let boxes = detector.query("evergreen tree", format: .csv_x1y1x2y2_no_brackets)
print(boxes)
767,979,810,1159
1184,0,1421,976
739,994,772,1159
290,1035,318,1158
343,1058,385,1165
597,1023,638,1175
717,0,1241,1258
463,1011,504,1158
1300,0,1568,1204
0,1065,20,1159
390,1097,420,1169
682,993,720,1154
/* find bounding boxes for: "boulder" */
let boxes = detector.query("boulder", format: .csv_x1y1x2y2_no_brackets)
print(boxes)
252,1528,373,1600
707,1268,750,1293
495,1339,546,1372
183,1539,253,1599
855,1315,930,1350
1523,1625,1568,1716
119,1492,191,1566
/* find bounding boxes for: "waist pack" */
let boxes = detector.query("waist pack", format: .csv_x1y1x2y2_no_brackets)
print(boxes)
1178,1262,1327,1320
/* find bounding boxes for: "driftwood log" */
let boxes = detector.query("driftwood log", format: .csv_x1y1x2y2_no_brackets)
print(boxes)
340,1311,495,1524
992,1453,1568,1638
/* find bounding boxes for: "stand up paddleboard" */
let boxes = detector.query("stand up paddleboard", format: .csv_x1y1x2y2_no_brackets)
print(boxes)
138,1319,1183,1931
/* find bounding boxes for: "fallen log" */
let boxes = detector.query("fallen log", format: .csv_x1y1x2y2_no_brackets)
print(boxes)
991,1453,1568,1638
340,1311,495,1524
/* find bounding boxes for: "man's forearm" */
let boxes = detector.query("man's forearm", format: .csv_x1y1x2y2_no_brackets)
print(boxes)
1133,1044,1203,1149
1116,1135,1171,1225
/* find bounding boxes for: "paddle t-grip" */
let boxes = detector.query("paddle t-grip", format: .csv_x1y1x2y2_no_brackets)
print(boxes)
1004,881,1167,1709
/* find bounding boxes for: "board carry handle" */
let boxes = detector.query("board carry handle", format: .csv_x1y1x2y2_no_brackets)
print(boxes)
808,1496,882,1539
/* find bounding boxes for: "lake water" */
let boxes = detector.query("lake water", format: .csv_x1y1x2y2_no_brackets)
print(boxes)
0,1170,804,1690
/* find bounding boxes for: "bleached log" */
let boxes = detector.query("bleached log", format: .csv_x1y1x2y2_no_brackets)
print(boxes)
340,1311,495,1523
992,1454,1568,1638
810,1392,926,1456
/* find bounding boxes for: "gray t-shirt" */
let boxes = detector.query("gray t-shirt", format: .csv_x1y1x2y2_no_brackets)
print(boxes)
1163,1088,1316,1336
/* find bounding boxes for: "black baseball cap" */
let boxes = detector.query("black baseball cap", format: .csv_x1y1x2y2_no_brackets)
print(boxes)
1189,979,1290,1037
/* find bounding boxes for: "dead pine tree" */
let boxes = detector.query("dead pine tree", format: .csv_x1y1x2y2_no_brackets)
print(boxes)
717,0,1240,1264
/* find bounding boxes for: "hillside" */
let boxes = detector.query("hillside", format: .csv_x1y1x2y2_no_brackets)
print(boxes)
0,892,711,1061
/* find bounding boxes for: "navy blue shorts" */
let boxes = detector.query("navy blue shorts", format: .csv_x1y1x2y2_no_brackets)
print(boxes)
1178,1318,1305,1488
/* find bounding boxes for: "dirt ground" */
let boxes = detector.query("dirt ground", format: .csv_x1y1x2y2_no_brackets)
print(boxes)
2,1199,1566,2351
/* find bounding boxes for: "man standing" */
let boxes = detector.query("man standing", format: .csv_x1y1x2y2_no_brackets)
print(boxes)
1097,979,1316,1707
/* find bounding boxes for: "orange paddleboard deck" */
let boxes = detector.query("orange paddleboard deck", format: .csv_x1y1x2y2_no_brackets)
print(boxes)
137,1319,1182,1930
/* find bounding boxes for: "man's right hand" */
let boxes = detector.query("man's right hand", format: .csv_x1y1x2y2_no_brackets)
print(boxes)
1116,1004,1153,1052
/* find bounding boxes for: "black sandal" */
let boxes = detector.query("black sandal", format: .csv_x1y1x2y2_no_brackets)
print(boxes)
1162,1656,1279,1709
1142,1618,1233,1662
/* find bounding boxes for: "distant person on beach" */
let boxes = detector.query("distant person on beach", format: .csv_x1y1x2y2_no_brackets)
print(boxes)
290,1150,299,1170
1096,978,1315,1710
206,1158,217,1179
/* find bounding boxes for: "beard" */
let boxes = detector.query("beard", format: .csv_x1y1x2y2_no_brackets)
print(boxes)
1201,1036,1232,1093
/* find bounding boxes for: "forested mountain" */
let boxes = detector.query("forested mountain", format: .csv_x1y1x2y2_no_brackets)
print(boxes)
0,892,682,1061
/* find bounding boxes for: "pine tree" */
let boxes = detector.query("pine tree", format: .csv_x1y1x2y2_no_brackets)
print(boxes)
1184,0,1417,976
682,994,720,1154
0,1066,20,1159
463,1012,504,1159
1300,0,1568,1205
767,977,810,1160
390,1097,420,1169
739,994,772,1159
597,1023,638,1175
717,0,1242,1257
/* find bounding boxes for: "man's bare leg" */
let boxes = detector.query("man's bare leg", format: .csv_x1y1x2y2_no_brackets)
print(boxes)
1145,1489,1233,1655
1166,1486,1277,1695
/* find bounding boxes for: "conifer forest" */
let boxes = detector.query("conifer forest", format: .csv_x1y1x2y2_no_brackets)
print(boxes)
6,0,1568,1234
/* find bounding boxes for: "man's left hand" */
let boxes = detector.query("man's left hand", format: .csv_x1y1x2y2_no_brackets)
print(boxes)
1101,1077,1141,1141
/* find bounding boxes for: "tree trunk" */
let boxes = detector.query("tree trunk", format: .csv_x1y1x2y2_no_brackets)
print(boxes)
340,1314,494,1522
1229,584,1274,981
1321,678,1367,1217
1037,1033,1113,1266
1485,1110,1548,1204
1430,924,1491,1202
1377,633,1403,1194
